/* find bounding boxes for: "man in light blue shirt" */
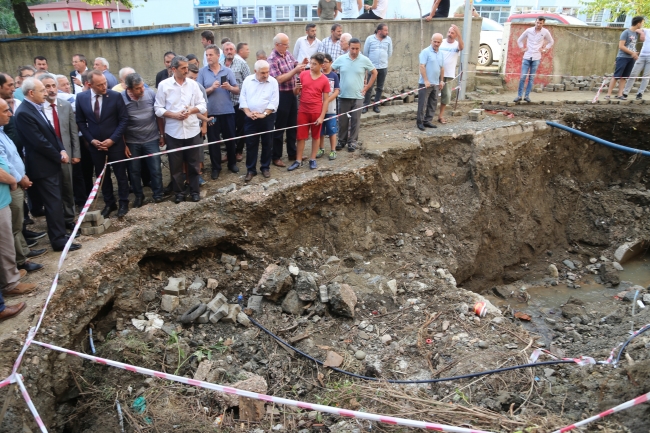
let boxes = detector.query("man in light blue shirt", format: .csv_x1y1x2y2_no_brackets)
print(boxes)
417,33,445,131
331,38,377,152
362,23,393,114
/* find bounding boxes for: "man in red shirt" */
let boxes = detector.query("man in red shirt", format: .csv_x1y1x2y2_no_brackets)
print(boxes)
290,53,331,171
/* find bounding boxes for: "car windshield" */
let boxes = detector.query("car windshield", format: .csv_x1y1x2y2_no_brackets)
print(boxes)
481,19,504,31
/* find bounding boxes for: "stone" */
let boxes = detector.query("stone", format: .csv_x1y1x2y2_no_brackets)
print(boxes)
288,265,300,276
207,293,228,313
612,262,624,271
240,397,266,422
326,256,341,265
142,290,156,302
323,351,344,368
319,285,329,303
355,350,367,360
561,296,585,320
163,277,186,296
217,183,236,194
442,320,450,331
189,277,205,291
207,278,219,290
386,279,398,296
544,368,555,378
240,261,249,270
562,260,576,270
257,264,294,302
294,271,319,301
237,312,252,327
247,295,263,313
198,311,210,324
223,372,268,408
221,254,237,265
599,262,620,286
478,340,489,349
281,290,305,316
261,179,279,190
194,360,213,381
209,303,230,324
328,283,357,318
381,334,392,344
160,295,179,313
548,264,559,278
222,304,242,323
614,241,646,264
643,294,650,304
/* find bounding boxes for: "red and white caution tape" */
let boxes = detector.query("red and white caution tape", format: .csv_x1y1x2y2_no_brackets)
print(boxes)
14,373,47,433
591,79,609,104
31,340,494,433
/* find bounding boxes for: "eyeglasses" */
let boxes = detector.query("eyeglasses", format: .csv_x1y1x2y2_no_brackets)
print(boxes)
20,74,34,78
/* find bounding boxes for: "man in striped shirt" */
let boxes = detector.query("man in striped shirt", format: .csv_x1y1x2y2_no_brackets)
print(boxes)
317,24,344,62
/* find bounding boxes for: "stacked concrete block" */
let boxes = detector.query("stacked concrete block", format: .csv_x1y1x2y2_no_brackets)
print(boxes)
80,210,111,235
468,109,485,121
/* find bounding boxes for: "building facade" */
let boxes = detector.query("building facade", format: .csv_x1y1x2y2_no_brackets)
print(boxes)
28,0,132,33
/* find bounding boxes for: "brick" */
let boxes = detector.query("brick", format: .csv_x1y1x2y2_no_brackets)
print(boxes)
209,303,230,323
207,293,228,313
80,225,105,235
85,211,104,223
103,218,111,229
222,304,242,323
80,221,93,228
163,277,186,296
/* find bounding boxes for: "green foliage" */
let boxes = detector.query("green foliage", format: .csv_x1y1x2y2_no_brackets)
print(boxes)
581,0,650,20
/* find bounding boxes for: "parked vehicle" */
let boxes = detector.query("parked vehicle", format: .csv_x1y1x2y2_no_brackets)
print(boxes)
478,18,503,67
216,7,237,25
506,12,587,25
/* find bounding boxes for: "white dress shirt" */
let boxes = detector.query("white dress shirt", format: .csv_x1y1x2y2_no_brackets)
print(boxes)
42,100,58,128
239,75,279,113
293,36,321,63
72,68,87,94
154,76,207,139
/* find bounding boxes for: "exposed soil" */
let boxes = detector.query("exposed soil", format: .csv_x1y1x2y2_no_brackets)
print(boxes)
1,102,650,433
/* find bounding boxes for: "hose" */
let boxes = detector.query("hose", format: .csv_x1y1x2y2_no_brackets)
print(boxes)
615,324,650,365
546,121,650,157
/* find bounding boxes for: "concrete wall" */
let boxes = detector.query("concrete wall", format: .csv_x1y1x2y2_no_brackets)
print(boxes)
501,23,626,90
0,19,481,93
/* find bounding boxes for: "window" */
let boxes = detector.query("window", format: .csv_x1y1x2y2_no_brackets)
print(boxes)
241,6,255,23
476,6,511,24
294,5,309,21
586,11,604,26
258,6,272,22
312,5,319,19
198,8,217,24
276,6,290,21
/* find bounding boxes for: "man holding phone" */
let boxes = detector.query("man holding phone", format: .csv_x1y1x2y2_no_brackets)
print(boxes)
197,45,240,180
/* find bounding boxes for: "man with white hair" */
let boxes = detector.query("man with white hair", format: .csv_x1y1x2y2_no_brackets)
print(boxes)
112,67,135,92
93,57,118,88
340,33,352,54
240,60,279,182
55,75,76,106
416,33,445,131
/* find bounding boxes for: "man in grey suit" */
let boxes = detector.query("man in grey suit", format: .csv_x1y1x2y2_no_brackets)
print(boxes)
40,74,79,230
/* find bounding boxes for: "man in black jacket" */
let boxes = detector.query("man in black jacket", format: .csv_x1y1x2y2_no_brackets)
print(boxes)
155,51,176,88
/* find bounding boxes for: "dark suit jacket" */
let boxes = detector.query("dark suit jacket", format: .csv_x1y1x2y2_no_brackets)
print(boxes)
103,70,119,89
14,100,64,180
75,89,128,154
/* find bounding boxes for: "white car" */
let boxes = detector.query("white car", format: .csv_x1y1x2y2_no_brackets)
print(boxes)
478,18,503,67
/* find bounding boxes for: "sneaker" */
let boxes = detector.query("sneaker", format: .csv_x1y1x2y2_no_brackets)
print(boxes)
309,159,317,170
287,161,302,171
637,93,643,100
348,143,357,152
617,95,627,100
513,97,522,102
524,97,531,103
604,95,611,100
316,148,325,158
198,176,206,186
335,142,345,151
329,151,337,160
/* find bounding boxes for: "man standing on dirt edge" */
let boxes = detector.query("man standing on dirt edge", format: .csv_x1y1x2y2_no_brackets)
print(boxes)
438,24,463,124
605,16,644,100
417,33,445,131
514,16,553,103
621,17,649,101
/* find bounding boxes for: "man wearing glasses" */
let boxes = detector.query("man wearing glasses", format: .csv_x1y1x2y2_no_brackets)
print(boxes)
13,66,36,102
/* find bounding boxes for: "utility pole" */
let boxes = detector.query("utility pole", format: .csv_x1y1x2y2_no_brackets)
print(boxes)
458,0,473,100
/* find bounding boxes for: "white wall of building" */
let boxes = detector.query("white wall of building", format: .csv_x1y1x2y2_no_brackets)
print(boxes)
131,0,195,26
33,10,73,32
109,11,134,28
79,11,95,30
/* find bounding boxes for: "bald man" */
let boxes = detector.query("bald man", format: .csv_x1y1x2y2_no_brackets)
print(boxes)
416,33,445,131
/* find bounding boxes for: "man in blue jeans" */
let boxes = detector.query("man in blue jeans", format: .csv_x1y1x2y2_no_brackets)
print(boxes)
514,16,554,103
122,73,165,207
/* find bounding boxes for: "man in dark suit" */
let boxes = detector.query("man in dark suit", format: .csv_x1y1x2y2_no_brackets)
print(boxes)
155,51,176,88
76,70,130,218
13,78,81,252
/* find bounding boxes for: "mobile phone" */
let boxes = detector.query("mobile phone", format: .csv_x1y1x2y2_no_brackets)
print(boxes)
220,76,227,85
296,77,301,84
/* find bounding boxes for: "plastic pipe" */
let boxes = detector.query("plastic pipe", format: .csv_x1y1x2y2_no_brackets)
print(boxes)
546,121,650,157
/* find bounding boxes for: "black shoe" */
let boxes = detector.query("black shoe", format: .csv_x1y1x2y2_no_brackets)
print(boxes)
24,217,34,226
65,231,80,239
153,197,164,203
191,193,200,202
174,194,184,204
26,248,47,259
373,106,381,113
26,239,38,248
53,243,81,252
423,122,437,128
101,204,117,218
30,210,46,217
133,196,144,208
163,182,173,196
228,165,239,174
211,170,220,180
23,229,46,240
262,169,271,178
17,262,43,273
361,107,368,114
117,203,129,218
513,97,522,102
65,222,76,231
416,123,425,131
245,172,256,182
524,97,531,103
636,93,643,100
335,143,345,151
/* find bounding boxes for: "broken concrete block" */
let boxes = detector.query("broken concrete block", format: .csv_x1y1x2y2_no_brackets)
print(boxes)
294,271,319,301
240,261,249,270
222,304,242,323
247,295,263,313
80,225,105,235
451,110,462,116
468,109,484,121
599,263,620,286
328,283,357,318
261,179,279,190
80,221,93,228
404,94,415,103
223,373,267,408
207,293,228,313
614,241,646,264
207,278,219,290
163,277,186,296
103,218,111,229
194,360,213,381
197,311,210,324
85,210,104,223
281,290,305,315
161,295,179,313
257,264,293,302
209,303,230,323
236,312,252,327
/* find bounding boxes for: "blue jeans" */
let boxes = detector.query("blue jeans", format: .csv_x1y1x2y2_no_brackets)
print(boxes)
517,58,540,98
127,140,163,200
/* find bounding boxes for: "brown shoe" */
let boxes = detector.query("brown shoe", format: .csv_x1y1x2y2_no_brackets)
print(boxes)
19,269,27,280
0,302,26,322
272,159,286,167
236,153,243,162
262,169,271,178
4,283,37,297
244,172,256,182
221,154,228,162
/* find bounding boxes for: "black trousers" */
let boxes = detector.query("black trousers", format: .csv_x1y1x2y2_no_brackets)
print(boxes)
207,113,237,172
357,10,382,19
88,144,129,207
245,113,275,174
272,91,298,160
33,172,67,249
73,138,95,207
234,104,246,154
166,133,202,195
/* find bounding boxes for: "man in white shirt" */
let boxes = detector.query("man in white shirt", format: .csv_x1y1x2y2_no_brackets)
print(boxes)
239,60,279,182
337,0,362,19
70,54,88,95
438,24,463,123
293,24,321,64
154,56,207,203
514,16,554,103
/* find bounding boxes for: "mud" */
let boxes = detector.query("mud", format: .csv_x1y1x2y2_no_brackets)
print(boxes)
1,103,650,432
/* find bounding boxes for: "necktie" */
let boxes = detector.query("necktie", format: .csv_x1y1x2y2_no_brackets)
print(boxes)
50,103,62,139
94,94,101,121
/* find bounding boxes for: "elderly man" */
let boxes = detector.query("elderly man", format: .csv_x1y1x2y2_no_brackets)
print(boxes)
122,73,165,207
113,67,135,92
155,56,207,203
268,33,307,167
331,38,377,152
41,73,79,232
197,45,240,178
294,24,320,64
15,78,81,252
317,24,344,62
417,33,445,131
439,24,463,123
340,33,352,54
55,75,75,104
93,57,119,89
156,52,176,88
362,23,392,114
222,42,251,162
70,54,88,94
240,60,279,182
76,70,130,218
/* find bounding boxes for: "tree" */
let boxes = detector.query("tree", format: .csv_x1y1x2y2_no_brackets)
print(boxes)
581,0,650,21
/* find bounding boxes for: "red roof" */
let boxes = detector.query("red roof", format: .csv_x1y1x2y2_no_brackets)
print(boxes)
29,0,130,12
